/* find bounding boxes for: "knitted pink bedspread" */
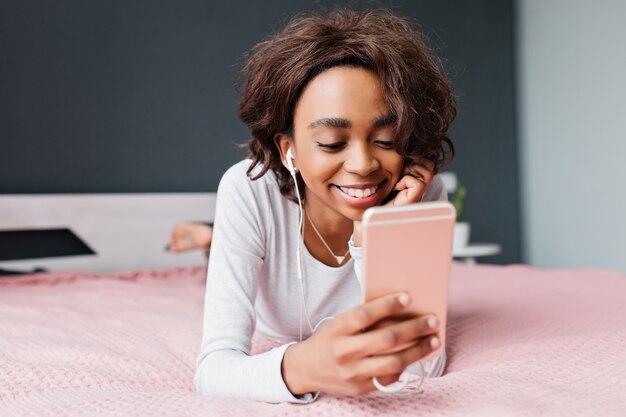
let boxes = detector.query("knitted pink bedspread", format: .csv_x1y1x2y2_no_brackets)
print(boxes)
1,263,625,416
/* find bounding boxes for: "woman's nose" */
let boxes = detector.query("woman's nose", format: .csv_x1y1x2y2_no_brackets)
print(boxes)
343,143,380,176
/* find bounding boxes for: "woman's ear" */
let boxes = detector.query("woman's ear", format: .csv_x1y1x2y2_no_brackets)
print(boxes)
274,133,295,171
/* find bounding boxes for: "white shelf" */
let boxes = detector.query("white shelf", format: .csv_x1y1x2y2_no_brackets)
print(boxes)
453,243,502,265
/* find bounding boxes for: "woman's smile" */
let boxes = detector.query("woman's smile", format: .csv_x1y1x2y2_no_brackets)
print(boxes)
330,179,388,209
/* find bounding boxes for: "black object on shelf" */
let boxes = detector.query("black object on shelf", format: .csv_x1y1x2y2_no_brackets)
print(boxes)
0,228,96,262
0,267,48,276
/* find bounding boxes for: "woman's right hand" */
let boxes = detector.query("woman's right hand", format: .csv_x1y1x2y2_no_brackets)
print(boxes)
281,293,441,396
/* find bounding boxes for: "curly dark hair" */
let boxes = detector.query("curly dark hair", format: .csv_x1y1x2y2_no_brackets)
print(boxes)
237,8,456,200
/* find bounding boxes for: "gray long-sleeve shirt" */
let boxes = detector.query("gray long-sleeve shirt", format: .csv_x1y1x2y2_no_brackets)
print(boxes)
194,159,447,403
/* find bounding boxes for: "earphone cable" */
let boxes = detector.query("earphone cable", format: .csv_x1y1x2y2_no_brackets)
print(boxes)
292,171,314,340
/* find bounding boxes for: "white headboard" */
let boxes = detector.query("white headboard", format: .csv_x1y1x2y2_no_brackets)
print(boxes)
0,193,216,273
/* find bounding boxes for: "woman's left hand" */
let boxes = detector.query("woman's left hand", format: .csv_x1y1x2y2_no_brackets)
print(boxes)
384,159,435,207
352,159,435,246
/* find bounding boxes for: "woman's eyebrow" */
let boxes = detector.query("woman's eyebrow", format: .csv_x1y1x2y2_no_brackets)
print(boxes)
308,114,396,130
372,113,397,128
308,117,351,129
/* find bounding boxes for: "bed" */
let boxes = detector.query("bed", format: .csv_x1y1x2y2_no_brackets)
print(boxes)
1,262,625,417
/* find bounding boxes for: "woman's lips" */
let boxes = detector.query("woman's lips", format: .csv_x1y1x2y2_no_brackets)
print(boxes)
331,180,387,208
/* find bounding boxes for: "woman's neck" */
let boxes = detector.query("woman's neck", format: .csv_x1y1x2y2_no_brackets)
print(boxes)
302,196,353,252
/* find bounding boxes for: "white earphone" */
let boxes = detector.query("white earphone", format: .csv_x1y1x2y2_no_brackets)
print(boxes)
285,148,297,176
284,147,315,341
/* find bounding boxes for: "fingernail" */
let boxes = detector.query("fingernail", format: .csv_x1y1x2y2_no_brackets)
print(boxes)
427,316,438,329
430,336,440,349
398,293,411,307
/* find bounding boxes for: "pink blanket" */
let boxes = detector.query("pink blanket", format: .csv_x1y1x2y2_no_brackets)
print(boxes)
1,263,625,416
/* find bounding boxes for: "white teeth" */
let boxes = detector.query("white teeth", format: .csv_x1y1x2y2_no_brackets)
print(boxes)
338,185,378,199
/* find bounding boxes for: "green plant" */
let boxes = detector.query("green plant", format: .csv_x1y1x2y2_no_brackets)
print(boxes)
450,184,466,222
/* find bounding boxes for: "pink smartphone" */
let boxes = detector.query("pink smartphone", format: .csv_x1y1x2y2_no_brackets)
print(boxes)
361,201,456,359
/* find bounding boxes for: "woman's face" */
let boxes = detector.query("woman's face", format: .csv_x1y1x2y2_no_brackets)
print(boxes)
280,66,404,221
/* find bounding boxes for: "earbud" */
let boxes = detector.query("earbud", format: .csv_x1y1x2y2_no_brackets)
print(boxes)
285,148,297,176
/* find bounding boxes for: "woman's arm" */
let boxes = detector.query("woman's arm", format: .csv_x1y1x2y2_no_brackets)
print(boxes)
194,163,313,403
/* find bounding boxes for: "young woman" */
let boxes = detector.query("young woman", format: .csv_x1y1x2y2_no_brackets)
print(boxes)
194,9,455,403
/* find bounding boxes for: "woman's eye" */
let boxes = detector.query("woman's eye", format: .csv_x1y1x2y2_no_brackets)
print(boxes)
374,140,394,149
316,141,346,150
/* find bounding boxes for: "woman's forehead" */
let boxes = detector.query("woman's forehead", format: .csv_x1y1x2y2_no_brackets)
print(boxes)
293,66,390,128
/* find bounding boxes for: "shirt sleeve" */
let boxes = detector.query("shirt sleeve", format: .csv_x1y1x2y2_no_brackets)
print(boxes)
193,163,316,403
348,174,448,376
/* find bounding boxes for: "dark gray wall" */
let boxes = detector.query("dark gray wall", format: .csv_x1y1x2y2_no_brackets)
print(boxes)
0,0,521,264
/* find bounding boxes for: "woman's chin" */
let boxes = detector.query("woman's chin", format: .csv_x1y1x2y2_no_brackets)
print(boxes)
344,210,364,222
